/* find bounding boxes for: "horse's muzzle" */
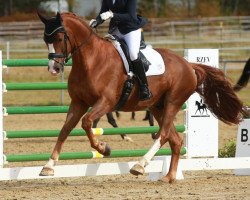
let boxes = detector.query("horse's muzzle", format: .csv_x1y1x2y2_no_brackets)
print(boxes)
48,59,64,75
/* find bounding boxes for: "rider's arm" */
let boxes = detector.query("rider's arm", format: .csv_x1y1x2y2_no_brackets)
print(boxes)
95,0,109,26
112,1,137,23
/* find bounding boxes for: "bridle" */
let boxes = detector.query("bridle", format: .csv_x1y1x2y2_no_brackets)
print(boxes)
44,24,93,71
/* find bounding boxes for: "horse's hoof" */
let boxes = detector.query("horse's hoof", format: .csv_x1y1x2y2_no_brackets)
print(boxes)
151,133,157,140
103,143,111,156
39,167,54,176
130,164,145,176
123,135,133,142
161,175,176,184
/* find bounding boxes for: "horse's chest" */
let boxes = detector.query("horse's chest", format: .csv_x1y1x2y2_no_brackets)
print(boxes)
68,79,99,103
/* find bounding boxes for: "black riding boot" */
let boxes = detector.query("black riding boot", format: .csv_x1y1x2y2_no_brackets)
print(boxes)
132,58,152,101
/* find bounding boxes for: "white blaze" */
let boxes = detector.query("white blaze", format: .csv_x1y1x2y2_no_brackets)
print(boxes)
48,43,57,74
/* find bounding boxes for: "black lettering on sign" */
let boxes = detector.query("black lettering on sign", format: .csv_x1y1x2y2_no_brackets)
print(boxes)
196,57,210,63
241,129,248,142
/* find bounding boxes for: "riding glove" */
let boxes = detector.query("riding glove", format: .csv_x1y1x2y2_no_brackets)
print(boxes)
89,19,98,28
100,11,114,21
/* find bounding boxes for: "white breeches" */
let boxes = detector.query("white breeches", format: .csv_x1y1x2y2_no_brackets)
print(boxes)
111,28,141,61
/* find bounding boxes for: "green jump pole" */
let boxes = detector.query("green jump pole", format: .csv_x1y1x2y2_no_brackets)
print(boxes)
4,106,69,115
6,148,187,162
4,82,67,90
2,59,72,67
5,125,186,138
4,104,186,115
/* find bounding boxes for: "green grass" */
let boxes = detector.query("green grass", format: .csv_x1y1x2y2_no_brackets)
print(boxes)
219,139,236,158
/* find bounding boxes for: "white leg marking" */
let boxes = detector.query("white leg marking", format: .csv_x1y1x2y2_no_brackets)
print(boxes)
139,137,161,167
44,158,57,169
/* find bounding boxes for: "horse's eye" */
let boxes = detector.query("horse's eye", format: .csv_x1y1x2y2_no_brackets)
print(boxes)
57,38,63,42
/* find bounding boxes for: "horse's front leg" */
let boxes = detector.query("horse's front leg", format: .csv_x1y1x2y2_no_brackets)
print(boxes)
82,98,112,156
39,100,87,176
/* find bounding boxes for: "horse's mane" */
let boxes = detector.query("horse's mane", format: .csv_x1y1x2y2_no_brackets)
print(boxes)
61,12,88,26
61,12,105,41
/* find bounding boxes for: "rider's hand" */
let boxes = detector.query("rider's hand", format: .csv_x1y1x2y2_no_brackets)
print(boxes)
89,19,98,28
100,11,113,21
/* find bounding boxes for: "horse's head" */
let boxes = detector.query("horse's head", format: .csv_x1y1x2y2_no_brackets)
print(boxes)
38,12,70,75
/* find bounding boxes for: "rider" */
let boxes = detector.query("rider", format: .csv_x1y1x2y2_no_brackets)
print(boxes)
89,0,152,101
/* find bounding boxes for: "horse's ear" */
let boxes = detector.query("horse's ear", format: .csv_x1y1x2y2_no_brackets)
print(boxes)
56,12,62,21
37,11,47,24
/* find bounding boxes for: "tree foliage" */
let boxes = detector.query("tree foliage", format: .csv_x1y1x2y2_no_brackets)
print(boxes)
1,0,250,19
0,0,45,16
138,0,250,18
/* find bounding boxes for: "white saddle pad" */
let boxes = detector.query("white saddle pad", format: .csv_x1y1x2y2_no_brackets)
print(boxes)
106,35,165,76
141,45,165,76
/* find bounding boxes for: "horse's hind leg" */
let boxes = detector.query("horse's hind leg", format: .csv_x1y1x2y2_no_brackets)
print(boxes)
130,107,163,175
146,111,156,140
162,124,183,183
106,112,131,141
115,111,120,118
106,112,118,128
92,117,101,128
131,111,135,120
143,110,150,121
130,100,184,183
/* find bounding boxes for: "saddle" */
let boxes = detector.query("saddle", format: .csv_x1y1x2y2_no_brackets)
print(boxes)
104,34,165,110
105,34,151,73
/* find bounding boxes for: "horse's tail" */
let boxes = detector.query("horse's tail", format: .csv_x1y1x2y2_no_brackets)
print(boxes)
233,58,250,91
192,63,246,125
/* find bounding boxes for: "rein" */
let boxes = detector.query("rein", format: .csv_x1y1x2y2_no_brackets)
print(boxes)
65,29,93,63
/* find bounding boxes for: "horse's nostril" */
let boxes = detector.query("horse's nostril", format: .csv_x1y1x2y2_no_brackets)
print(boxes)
55,67,60,73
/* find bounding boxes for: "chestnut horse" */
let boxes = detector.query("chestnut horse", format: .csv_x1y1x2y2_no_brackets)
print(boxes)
38,12,245,183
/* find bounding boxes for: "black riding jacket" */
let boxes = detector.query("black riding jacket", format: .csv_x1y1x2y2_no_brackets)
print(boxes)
96,0,148,34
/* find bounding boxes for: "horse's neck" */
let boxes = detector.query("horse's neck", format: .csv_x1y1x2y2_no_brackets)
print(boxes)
71,32,101,65
66,20,96,72
69,30,105,80
64,16,116,78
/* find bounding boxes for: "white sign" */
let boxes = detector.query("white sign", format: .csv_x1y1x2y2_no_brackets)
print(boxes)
235,119,250,175
185,49,219,158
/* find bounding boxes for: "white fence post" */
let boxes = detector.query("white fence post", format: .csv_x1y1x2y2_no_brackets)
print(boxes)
6,41,10,59
185,49,219,158
0,51,3,168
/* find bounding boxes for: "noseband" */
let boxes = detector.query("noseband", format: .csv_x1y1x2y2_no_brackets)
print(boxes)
44,24,93,70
